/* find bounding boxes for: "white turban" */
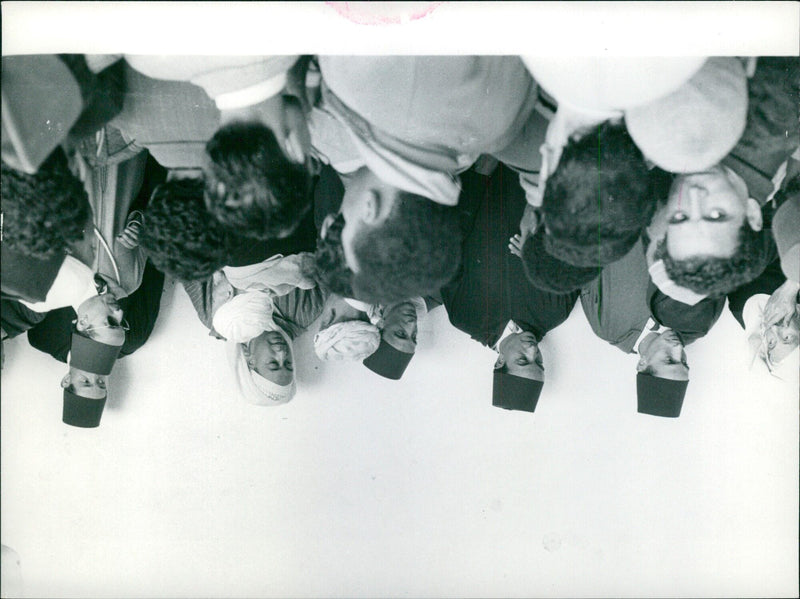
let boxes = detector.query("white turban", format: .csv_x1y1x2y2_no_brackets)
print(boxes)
212,291,275,343
214,290,296,405
314,320,381,361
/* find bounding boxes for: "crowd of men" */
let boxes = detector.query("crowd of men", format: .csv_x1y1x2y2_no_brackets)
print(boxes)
1,54,798,427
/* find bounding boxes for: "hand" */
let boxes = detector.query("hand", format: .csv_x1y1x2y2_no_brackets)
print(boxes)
763,280,800,328
509,234,524,258
116,211,143,250
509,204,540,257
520,203,539,237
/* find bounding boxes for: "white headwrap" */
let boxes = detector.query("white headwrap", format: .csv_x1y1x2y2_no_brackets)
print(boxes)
212,291,275,344
314,320,381,361
213,290,296,406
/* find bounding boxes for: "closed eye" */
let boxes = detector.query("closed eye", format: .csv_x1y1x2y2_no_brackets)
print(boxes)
515,357,529,366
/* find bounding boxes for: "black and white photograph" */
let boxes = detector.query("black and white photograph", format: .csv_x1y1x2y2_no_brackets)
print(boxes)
1,2,798,597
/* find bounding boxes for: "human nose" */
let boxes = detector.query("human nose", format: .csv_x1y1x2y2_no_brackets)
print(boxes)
684,187,706,220
272,344,288,361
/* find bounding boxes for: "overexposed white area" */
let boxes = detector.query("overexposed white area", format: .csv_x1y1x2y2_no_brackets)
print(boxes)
2,276,797,598
2,2,799,56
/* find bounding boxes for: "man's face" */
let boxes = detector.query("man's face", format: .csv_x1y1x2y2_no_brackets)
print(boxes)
497,332,544,381
764,315,800,365
245,330,294,386
61,366,107,400
637,330,689,381
382,301,418,354
655,165,760,261
75,293,126,346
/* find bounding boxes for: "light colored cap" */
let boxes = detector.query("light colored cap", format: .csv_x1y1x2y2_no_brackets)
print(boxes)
314,320,381,361
1,55,83,174
522,56,706,113
626,57,748,173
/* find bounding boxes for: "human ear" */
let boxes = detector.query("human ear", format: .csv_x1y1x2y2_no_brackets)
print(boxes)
362,189,382,224
75,315,89,332
493,354,506,370
636,358,648,372
241,343,251,358
61,374,71,388
745,198,763,232
319,214,336,239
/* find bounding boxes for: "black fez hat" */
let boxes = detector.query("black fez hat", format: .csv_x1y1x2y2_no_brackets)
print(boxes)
62,389,107,428
69,333,122,376
492,371,544,413
522,228,600,294
362,339,414,380
636,373,688,418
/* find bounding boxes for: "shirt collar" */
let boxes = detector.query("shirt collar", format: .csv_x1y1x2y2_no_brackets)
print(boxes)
633,318,664,354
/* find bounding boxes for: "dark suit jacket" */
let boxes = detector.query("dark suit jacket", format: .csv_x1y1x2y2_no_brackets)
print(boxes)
1,246,65,304
441,165,578,347
647,281,725,345
727,255,787,329
721,57,800,205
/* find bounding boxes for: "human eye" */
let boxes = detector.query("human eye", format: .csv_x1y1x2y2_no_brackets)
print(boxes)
286,361,294,372
706,209,727,221
515,357,529,366
395,330,407,340
268,361,280,371
96,378,106,389
668,211,688,224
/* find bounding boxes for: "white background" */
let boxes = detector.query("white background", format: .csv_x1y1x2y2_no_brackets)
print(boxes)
2,2,799,597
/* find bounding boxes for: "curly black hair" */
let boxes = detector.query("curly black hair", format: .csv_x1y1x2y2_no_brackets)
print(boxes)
308,212,355,298
204,121,312,240
521,229,601,294
541,121,655,267
351,191,462,304
656,224,775,298
139,178,229,282
1,149,89,259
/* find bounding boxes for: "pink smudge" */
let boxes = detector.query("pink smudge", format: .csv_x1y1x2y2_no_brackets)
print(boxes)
326,2,443,26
